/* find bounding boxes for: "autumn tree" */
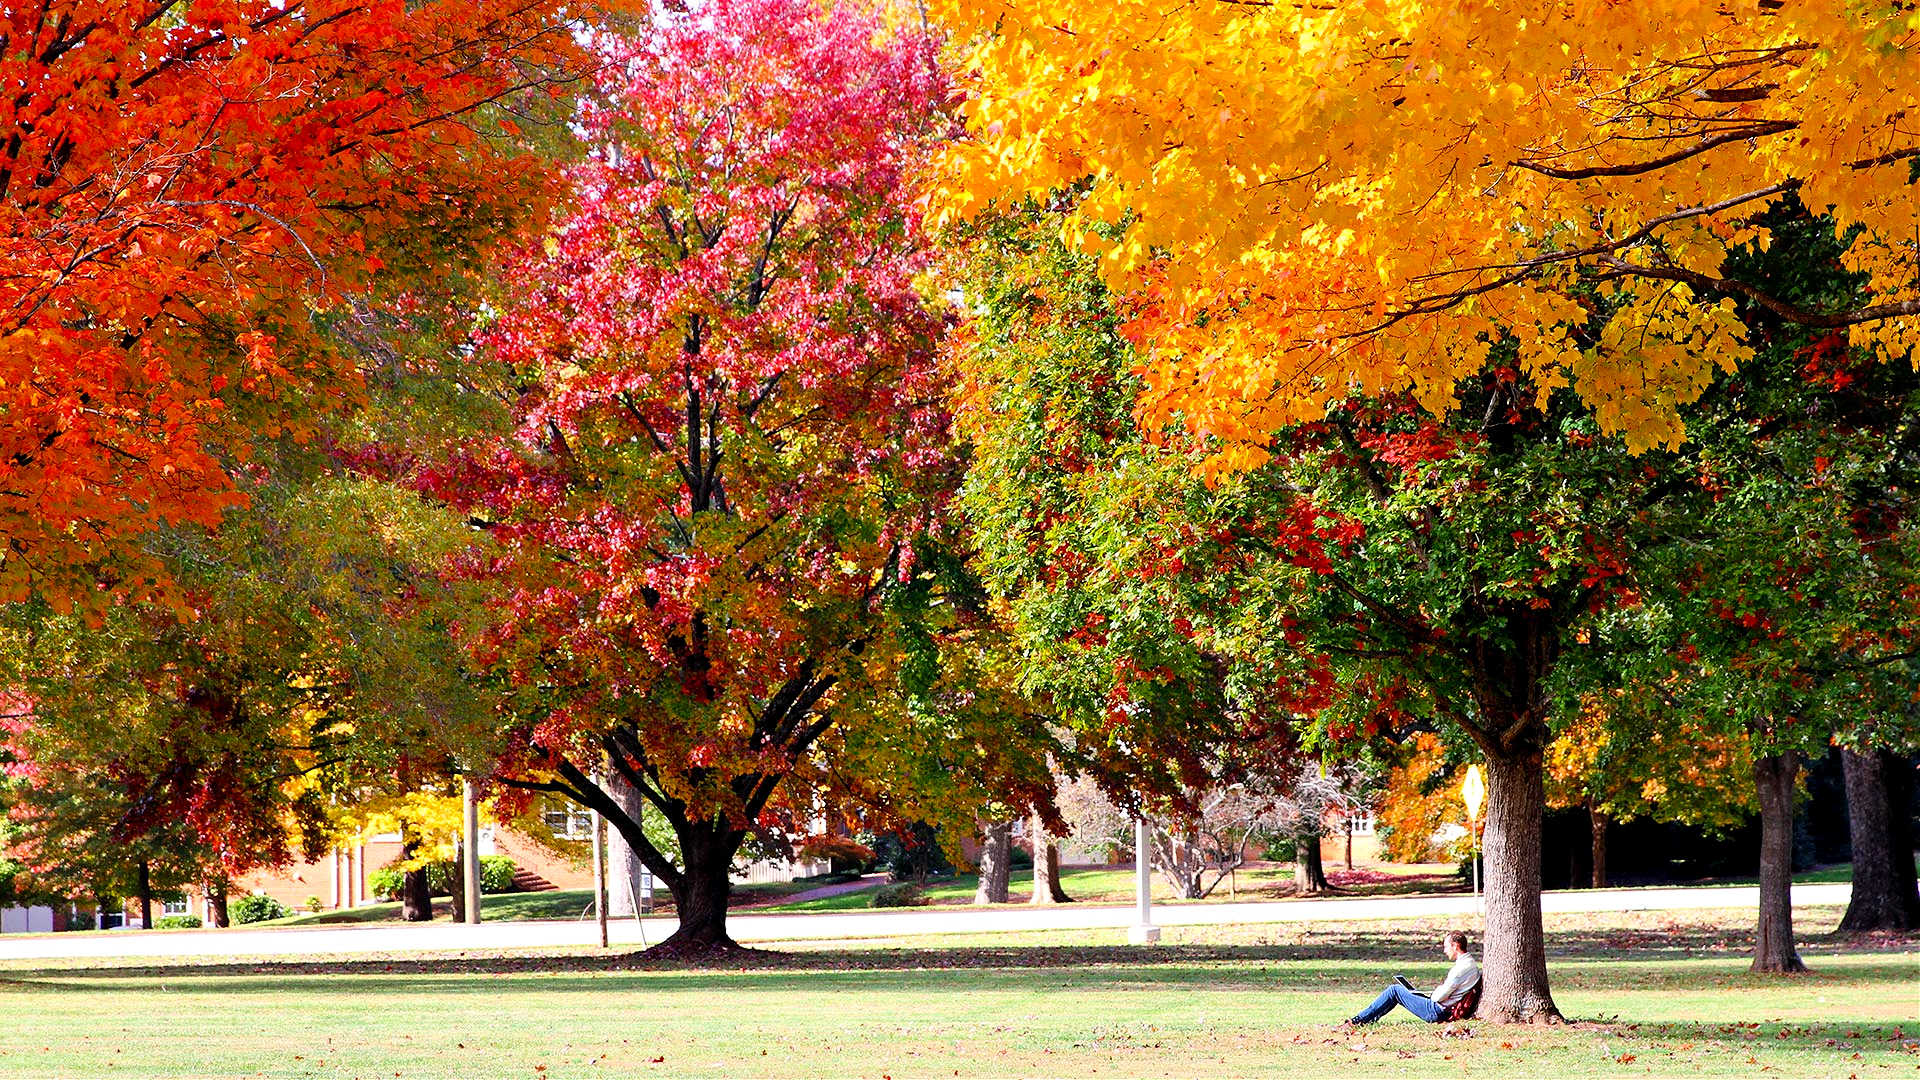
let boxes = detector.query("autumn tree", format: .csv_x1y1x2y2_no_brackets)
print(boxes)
935,0,1920,462
0,0,606,607
431,0,1039,954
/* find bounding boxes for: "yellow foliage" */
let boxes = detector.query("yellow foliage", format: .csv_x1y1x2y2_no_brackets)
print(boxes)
934,0,1920,460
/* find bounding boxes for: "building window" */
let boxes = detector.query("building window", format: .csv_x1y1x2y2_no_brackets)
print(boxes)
543,802,594,839
161,898,190,917
1346,811,1376,836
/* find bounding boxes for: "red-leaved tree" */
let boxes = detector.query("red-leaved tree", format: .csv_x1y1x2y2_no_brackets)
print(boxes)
0,0,598,606
431,0,954,953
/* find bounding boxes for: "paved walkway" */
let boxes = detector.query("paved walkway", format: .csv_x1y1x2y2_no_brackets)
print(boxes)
0,882,1851,962
735,872,887,909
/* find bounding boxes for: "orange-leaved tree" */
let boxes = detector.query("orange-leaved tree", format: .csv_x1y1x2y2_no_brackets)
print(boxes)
933,0,1920,462
0,0,602,605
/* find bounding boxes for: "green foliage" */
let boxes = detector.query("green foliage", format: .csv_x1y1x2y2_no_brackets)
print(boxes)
869,882,930,908
305,896,325,913
230,894,291,924
367,868,405,902
154,915,202,929
866,824,954,882
479,856,517,894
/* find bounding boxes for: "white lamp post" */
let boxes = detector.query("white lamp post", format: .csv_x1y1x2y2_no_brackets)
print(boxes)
1128,815,1160,944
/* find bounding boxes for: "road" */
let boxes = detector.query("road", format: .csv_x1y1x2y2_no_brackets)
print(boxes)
0,882,1852,962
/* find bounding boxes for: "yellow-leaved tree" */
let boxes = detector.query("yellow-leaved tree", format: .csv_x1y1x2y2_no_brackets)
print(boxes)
934,0,1920,461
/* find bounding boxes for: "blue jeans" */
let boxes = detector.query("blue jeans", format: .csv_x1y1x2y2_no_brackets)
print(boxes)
1352,983,1443,1024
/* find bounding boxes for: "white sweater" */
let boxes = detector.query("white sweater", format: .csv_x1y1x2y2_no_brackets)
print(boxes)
1432,953,1481,1007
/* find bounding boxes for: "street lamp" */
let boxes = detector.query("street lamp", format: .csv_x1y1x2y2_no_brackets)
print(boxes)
1129,814,1160,944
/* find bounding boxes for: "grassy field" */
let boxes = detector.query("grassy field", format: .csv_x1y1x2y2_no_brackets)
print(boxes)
2,905,1912,1078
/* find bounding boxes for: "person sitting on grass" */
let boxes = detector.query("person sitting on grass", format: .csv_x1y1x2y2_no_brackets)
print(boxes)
1345,930,1481,1026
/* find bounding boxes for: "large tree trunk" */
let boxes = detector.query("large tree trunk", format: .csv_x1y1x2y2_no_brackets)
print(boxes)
1751,751,1807,972
400,840,433,923
1294,829,1329,894
975,820,1012,904
1838,748,1920,932
1481,748,1564,1022
651,820,742,955
137,859,153,930
1029,811,1072,904
1589,799,1609,889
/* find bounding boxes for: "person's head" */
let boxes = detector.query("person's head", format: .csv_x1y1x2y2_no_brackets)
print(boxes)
1442,930,1469,960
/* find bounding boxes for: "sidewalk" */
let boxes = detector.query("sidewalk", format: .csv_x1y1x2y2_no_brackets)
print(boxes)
0,881,1852,962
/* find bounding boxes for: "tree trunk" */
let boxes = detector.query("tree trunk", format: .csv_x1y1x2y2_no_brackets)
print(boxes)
606,771,652,918
1481,748,1564,1022
1294,829,1329,894
1589,799,1609,889
655,826,738,954
400,840,433,922
137,859,153,930
1029,811,1072,904
207,876,230,928
1838,748,1920,932
447,851,467,923
1345,818,1355,871
975,820,1012,904
1751,751,1807,973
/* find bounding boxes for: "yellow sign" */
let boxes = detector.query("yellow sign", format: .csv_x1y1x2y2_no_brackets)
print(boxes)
1462,764,1485,822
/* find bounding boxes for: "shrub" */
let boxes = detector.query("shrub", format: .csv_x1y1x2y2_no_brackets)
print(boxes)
367,867,405,901
230,894,291,924
1008,845,1034,872
870,882,929,908
305,895,324,913
867,822,953,882
479,856,517,894
154,915,202,929
797,835,876,865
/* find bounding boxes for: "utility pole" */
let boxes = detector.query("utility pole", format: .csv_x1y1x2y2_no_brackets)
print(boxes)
591,776,609,948
461,777,482,925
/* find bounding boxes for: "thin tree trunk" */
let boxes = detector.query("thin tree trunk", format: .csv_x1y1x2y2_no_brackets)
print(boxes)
137,859,153,930
1030,811,1072,904
207,877,230,928
606,771,651,918
1482,748,1564,1022
1295,829,1329,894
448,851,466,923
1751,751,1807,972
975,820,1012,904
1589,799,1609,889
1838,748,1920,932
1345,818,1354,870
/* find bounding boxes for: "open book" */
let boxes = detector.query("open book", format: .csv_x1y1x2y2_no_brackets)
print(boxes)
1393,975,1416,991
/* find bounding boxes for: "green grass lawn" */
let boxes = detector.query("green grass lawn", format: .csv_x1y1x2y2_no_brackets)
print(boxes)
251,875,848,928
2,905,1912,1078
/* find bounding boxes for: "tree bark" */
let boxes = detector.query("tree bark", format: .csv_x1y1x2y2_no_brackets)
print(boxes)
606,771,652,918
1751,751,1807,972
654,823,740,954
1345,818,1355,871
136,859,153,930
975,820,1012,904
1589,799,1609,889
1838,748,1920,932
1294,829,1329,894
1481,748,1564,1022
1029,811,1072,904
207,877,230,928
400,840,433,923
447,852,467,923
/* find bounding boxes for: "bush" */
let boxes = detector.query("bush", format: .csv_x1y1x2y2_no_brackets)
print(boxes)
479,856,517,894
867,822,954,882
154,915,202,929
230,894,291,924
1253,829,1298,863
870,882,929,908
305,895,324,913
1008,845,1034,872
367,867,405,901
